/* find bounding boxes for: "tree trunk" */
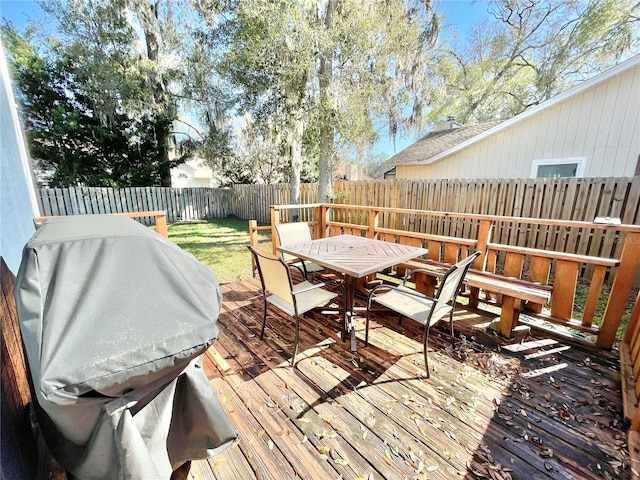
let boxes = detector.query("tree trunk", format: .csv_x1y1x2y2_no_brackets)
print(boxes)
156,124,172,187
136,0,172,186
317,0,338,203
289,114,304,217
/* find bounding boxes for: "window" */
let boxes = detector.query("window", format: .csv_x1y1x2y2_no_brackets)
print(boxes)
177,172,188,179
530,157,586,178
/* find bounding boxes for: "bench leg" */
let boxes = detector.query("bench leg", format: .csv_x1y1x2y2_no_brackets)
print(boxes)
499,296,521,337
414,272,436,297
469,287,480,308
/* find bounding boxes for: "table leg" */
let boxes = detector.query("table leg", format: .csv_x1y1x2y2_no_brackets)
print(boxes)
343,276,357,352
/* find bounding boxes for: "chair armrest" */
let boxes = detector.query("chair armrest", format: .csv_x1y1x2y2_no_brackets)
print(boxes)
402,267,443,284
292,281,335,296
369,282,435,302
288,263,305,277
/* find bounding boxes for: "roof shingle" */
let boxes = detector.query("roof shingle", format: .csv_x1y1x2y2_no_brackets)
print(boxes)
384,121,502,167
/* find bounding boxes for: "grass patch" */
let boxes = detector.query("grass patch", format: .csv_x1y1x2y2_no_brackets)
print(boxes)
167,217,272,285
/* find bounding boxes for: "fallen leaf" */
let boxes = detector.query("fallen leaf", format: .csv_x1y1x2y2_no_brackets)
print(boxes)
540,448,554,458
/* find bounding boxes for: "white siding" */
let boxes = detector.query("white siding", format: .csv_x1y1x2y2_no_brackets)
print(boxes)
397,63,640,180
0,42,40,273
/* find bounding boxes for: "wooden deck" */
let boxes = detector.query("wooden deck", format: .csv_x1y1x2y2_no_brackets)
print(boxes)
174,276,631,480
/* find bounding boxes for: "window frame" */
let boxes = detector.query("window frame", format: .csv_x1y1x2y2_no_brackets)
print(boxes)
530,157,587,179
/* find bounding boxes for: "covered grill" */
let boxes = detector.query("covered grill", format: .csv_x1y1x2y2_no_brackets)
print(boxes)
14,215,237,479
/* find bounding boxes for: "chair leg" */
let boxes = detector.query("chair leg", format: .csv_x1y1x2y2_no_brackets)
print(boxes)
260,296,268,339
423,324,431,379
291,314,300,366
449,309,455,350
364,306,371,347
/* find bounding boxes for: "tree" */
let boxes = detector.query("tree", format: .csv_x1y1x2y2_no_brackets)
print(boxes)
2,25,171,187
433,0,640,124
201,0,440,202
34,0,195,186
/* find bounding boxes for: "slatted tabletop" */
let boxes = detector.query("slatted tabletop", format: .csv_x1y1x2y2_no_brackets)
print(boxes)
278,234,428,278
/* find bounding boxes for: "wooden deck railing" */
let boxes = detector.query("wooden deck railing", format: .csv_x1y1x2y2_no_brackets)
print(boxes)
259,203,640,349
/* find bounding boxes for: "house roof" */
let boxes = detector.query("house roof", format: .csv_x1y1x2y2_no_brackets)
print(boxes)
384,121,502,167
385,54,640,168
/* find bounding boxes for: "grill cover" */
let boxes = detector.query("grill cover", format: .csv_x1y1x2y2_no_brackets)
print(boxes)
14,215,237,479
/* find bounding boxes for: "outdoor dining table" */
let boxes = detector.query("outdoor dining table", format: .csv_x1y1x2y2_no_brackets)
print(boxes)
278,234,428,352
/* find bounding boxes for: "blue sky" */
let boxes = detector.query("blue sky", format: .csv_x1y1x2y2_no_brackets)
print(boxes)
1,0,489,157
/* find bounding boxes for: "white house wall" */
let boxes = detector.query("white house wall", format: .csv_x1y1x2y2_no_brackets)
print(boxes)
398,63,640,180
0,41,40,273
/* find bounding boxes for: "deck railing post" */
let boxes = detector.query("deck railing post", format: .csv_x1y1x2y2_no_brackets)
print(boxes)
598,231,640,347
469,219,494,307
320,204,329,238
368,208,379,239
312,204,322,239
248,219,258,273
271,207,280,255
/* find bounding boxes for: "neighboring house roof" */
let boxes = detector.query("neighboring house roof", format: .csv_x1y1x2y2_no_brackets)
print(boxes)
386,54,640,168
384,121,502,167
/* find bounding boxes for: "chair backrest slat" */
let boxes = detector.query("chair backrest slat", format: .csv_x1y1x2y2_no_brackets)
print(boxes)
430,251,481,325
249,246,294,305
275,223,313,262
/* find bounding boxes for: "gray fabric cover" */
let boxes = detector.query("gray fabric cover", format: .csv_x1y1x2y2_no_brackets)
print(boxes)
14,215,237,479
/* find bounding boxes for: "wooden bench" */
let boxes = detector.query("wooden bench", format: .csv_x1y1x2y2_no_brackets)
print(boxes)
397,258,553,337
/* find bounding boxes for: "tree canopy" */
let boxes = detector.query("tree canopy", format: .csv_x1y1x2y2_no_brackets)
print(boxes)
2,0,638,191
431,0,639,124
201,0,440,201
2,25,173,187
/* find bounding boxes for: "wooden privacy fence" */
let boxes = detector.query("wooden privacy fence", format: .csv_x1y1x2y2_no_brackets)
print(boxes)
38,186,232,223
38,177,639,227
233,183,318,224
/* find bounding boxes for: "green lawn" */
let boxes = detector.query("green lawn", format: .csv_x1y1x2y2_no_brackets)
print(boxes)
168,217,272,285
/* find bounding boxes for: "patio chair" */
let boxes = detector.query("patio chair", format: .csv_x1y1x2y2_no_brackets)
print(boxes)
364,251,481,378
275,222,325,280
248,245,342,366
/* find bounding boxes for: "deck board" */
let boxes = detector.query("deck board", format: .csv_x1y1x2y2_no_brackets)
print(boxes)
175,276,631,480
